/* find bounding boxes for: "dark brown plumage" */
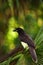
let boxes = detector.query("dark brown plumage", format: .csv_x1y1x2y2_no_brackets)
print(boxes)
14,28,38,63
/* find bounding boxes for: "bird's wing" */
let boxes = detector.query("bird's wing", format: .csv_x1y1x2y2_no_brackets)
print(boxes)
19,34,35,48
26,34,35,48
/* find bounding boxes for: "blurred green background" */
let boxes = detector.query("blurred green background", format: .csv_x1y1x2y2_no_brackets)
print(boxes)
0,0,43,65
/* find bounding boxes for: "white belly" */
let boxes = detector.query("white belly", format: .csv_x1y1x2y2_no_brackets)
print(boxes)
21,42,29,49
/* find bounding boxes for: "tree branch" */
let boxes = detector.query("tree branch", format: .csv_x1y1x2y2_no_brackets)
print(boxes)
0,45,24,63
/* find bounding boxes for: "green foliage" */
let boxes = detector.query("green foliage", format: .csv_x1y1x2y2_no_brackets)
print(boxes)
0,0,43,65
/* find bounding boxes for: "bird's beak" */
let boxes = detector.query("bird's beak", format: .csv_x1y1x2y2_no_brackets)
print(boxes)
13,29,16,32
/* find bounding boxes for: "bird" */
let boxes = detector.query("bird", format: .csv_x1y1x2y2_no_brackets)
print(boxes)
13,27,38,63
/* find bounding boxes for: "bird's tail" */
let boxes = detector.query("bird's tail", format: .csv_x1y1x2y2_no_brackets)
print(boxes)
29,47,38,63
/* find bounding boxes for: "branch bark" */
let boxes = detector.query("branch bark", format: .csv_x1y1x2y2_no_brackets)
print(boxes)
0,45,24,63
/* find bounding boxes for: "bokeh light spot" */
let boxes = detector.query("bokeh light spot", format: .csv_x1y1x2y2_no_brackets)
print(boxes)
38,18,43,27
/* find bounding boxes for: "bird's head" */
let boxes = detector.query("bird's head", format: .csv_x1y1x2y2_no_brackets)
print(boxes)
13,28,25,35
